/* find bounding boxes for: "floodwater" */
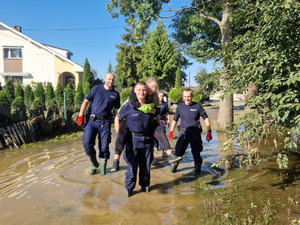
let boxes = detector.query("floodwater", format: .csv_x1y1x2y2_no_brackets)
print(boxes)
0,130,299,225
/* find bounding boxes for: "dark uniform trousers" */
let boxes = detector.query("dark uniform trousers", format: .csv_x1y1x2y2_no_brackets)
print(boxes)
123,135,154,191
175,127,203,164
82,119,111,159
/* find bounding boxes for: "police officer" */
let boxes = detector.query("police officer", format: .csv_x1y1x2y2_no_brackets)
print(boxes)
168,88,212,176
115,81,157,197
77,73,120,176
156,91,170,153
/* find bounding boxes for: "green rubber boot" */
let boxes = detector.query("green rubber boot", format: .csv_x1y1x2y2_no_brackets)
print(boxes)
127,189,134,197
170,162,179,173
194,161,202,177
141,186,149,193
99,159,107,176
89,155,99,175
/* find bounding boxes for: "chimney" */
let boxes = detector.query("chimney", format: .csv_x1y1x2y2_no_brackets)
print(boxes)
11,26,22,33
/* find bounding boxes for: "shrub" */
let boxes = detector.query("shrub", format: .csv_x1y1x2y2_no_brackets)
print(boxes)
45,82,55,106
0,90,11,125
120,88,131,104
65,84,74,107
34,82,45,108
192,90,203,103
55,82,64,107
74,82,84,106
11,96,27,121
15,82,24,98
4,78,15,102
24,85,34,107
30,97,44,118
46,99,59,119
169,88,182,104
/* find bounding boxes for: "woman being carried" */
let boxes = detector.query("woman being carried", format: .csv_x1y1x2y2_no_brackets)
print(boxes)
112,77,182,172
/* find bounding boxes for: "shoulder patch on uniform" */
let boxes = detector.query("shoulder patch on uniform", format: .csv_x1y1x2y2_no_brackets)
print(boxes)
190,109,197,111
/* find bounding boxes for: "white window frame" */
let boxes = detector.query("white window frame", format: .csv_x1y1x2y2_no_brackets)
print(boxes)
3,47,22,59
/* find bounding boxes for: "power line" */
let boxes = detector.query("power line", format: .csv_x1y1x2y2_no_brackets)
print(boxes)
23,26,124,32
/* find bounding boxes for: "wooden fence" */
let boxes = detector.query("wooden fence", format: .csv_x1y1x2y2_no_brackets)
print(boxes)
0,121,36,149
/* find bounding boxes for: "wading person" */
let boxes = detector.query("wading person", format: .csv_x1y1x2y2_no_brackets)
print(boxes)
77,73,120,176
168,88,212,176
155,91,170,154
111,77,181,172
115,82,157,197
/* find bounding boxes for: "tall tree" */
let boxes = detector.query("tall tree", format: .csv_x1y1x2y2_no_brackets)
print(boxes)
107,60,113,73
107,0,235,130
15,82,24,98
141,21,179,90
82,58,93,96
65,84,74,107
74,82,84,106
175,66,182,89
4,78,14,102
195,67,220,94
45,82,55,106
114,27,143,88
34,83,45,104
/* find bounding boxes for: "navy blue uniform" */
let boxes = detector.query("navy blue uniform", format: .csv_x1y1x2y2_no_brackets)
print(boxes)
174,102,208,164
118,102,156,191
82,85,120,159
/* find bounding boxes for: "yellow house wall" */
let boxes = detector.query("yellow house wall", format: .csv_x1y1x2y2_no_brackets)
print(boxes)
54,56,82,86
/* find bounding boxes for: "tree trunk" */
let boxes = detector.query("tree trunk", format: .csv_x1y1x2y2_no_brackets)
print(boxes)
245,82,258,114
217,1,234,130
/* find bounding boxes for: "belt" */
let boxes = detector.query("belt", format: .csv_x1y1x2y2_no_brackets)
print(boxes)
132,132,152,137
90,114,111,121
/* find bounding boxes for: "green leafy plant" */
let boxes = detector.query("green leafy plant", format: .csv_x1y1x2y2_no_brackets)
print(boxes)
169,88,182,104
120,88,131,104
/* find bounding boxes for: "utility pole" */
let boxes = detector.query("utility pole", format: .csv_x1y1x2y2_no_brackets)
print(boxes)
189,72,191,88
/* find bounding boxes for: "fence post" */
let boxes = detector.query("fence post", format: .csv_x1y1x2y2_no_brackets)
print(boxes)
63,90,67,120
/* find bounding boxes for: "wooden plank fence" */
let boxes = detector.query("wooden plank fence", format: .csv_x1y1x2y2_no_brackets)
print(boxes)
0,121,36,149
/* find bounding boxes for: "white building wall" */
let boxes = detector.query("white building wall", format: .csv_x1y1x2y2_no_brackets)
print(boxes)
44,45,69,58
0,27,55,86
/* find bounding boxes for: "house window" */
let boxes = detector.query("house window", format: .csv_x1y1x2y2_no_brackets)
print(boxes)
3,48,22,59
5,76,23,84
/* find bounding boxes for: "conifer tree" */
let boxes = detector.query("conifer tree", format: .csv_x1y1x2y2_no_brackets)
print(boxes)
82,58,93,96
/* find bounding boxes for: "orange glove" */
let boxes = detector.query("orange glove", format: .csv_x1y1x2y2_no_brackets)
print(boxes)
168,131,173,141
77,116,83,126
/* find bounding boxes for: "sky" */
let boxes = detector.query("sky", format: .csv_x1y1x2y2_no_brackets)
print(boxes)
0,0,217,87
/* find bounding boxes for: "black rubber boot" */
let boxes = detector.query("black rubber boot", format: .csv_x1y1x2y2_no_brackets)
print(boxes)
127,189,134,197
89,155,99,175
168,152,182,163
170,162,179,173
141,186,149,193
99,159,107,176
194,161,202,177
111,159,120,172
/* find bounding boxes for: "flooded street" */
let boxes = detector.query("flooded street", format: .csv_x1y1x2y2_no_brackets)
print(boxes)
0,118,299,224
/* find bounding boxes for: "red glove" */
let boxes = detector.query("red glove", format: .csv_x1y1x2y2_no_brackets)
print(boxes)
77,116,83,126
163,120,168,125
206,130,212,142
168,131,173,141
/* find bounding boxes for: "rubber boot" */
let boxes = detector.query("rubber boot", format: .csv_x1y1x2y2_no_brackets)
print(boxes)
89,155,99,175
168,152,182,163
111,159,120,172
194,161,202,177
127,189,134,197
141,186,149,193
99,159,107,176
170,162,179,173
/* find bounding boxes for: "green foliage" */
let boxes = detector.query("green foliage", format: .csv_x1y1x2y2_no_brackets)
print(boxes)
82,58,93,96
192,90,203,103
65,84,74,107
0,90,11,123
141,21,179,90
195,68,220,94
55,82,64,107
24,85,34,107
169,88,182,104
11,96,27,121
15,82,24,98
74,82,84,106
30,97,44,118
4,78,15,102
222,0,300,168
46,99,59,119
107,60,113,73
34,82,45,108
45,82,55,106
120,88,131,104
175,66,182,89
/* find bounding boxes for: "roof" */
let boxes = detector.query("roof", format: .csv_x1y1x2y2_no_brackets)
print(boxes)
42,43,73,55
0,21,82,72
